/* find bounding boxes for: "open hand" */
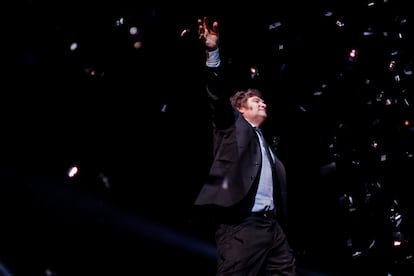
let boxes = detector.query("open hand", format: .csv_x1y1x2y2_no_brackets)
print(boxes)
198,16,219,51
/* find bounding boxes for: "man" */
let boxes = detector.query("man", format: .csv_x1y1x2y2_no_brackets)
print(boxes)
194,17,298,275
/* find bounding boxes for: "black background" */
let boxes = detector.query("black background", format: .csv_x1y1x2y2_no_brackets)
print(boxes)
2,0,413,275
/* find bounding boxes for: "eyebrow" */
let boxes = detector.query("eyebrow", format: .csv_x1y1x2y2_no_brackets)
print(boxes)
250,96,264,103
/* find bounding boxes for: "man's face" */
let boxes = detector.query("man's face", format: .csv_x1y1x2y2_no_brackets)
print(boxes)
238,96,267,125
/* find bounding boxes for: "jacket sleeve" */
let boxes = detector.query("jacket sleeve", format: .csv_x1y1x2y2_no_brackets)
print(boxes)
205,65,237,130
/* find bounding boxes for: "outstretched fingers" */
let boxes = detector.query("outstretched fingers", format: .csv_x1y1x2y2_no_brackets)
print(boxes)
203,16,218,35
198,17,207,40
198,16,219,44
211,21,218,35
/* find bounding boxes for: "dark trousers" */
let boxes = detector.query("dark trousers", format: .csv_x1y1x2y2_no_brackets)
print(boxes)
215,215,297,276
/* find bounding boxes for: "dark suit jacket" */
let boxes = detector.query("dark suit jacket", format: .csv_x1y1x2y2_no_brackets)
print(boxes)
194,65,289,228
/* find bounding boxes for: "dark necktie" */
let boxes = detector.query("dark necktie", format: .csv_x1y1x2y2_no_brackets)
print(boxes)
255,127,283,217
255,127,274,165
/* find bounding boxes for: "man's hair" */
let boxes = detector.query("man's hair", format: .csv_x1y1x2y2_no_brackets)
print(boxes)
229,88,264,108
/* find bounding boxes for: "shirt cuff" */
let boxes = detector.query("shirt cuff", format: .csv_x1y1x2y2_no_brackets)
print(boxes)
206,48,221,67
